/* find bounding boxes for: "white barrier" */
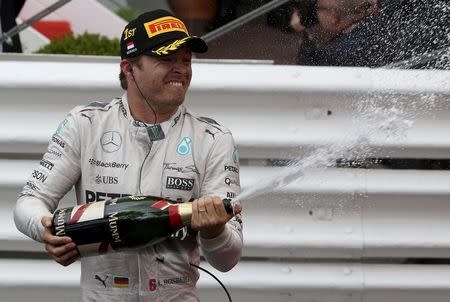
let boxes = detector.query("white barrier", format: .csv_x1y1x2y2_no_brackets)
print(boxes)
0,53,449,302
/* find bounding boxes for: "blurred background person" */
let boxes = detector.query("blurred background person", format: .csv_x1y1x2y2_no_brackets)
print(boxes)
0,0,26,53
289,0,378,65
304,0,450,68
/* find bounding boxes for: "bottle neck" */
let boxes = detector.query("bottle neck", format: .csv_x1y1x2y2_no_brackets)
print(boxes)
178,203,193,225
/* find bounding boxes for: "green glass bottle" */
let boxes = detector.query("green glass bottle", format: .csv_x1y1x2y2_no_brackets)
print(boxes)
52,195,234,257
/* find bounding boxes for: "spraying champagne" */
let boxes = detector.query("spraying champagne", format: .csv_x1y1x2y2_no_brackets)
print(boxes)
52,195,237,257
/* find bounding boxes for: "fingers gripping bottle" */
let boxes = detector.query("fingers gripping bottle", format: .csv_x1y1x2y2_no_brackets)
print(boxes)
52,195,235,257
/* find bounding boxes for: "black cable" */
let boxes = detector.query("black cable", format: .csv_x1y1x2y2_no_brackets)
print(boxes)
131,71,158,124
189,262,233,302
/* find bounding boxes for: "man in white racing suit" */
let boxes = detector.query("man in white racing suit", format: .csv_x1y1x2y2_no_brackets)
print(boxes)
14,9,243,302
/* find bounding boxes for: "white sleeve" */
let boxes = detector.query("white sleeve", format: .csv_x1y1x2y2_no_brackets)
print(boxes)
199,131,243,272
14,111,81,242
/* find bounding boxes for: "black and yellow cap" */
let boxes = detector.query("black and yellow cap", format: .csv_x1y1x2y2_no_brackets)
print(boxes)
120,9,208,59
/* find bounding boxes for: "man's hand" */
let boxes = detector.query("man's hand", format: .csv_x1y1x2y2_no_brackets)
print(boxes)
191,196,233,239
41,216,79,266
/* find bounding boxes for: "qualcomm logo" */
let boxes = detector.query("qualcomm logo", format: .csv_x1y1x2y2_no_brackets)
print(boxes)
177,137,192,156
101,131,122,153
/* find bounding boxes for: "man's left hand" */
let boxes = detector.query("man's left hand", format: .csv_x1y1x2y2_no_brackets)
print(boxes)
191,196,231,239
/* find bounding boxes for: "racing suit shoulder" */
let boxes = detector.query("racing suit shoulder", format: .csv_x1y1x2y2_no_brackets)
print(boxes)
184,110,232,137
71,98,120,115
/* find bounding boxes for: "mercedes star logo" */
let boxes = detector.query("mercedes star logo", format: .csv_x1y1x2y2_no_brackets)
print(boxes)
101,131,122,153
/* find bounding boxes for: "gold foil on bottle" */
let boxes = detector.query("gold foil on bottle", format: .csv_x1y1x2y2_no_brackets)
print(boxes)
178,203,193,225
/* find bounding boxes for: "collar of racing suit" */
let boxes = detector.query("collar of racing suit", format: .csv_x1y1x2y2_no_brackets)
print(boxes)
119,92,185,145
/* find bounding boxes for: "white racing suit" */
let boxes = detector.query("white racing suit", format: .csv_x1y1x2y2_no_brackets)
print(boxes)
14,93,243,302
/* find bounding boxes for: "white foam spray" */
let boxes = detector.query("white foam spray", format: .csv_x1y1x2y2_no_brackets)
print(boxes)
235,91,440,203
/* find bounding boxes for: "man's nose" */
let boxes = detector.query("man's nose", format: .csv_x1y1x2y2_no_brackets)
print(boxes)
172,60,190,74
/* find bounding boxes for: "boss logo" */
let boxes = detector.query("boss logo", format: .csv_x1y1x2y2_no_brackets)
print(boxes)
166,176,194,191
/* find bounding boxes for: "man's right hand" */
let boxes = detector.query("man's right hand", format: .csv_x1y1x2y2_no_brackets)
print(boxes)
41,216,79,266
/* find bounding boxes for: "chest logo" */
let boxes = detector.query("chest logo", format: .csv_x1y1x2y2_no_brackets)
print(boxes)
176,137,192,156
101,131,122,153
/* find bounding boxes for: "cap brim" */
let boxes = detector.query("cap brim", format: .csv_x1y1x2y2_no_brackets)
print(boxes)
145,36,208,57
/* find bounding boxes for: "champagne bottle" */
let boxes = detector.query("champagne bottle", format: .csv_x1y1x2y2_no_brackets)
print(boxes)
52,195,235,257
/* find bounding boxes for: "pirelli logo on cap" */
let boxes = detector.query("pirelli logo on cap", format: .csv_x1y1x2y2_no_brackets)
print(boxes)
144,16,188,38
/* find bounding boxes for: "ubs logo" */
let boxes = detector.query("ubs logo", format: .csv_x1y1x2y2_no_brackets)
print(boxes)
101,131,122,153
95,175,119,185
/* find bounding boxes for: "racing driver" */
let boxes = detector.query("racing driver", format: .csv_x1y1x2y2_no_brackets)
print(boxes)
14,9,243,302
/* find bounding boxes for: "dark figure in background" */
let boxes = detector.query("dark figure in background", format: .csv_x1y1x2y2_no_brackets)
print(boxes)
0,0,26,53
212,0,238,30
308,0,450,68
289,0,378,65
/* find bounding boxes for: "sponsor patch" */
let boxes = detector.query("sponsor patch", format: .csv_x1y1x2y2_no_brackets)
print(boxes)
205,129,217,140
144,16,188,38
224,165,239,173
55,118,68,135
166,176,194,191
52,135,65,149
232,145,239,164
94,275,108,288
100,131,122,153
163,163,199,174
26,181,40,191
95,175,119,185
40,159,54,171
85,190,131,203
32,170,47,183
224,177,239,186
89,158,129,170
227,192,236,199
48,147,62,158
176,137,192,156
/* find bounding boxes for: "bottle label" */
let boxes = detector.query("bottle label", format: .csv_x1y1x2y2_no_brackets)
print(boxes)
77,241,112,257
68,201,106,224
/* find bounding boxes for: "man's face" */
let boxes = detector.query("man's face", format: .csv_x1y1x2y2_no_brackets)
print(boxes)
132,48,192,112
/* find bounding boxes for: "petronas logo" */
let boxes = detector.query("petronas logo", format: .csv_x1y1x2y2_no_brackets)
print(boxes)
177,137,192,156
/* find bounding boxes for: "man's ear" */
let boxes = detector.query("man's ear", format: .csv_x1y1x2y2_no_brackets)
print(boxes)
120,60,133,75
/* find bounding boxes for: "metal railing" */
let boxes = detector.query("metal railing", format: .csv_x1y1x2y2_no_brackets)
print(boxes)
0,0,72,46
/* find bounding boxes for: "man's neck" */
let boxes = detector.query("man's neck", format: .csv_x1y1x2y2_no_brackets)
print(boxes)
126,91,178,124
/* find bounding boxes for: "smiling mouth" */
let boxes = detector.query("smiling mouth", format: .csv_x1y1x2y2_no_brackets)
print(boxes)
167,81,184,87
